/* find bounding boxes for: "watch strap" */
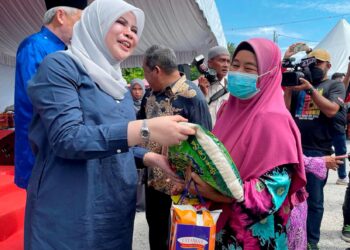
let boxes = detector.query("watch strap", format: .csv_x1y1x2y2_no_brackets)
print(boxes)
305,87,315,96
140,119,150,144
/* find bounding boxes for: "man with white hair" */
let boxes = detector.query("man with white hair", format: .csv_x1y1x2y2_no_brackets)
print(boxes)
197,45,230,124
14,0,87,189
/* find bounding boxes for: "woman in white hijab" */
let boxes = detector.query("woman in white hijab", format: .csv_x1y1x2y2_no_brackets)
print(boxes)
25,0,194,248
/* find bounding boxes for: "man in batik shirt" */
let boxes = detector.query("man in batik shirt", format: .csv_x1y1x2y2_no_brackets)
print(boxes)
139,45,212,250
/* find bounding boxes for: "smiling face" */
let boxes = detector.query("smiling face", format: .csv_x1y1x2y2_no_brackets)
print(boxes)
105,11,139,61
230,50,258,75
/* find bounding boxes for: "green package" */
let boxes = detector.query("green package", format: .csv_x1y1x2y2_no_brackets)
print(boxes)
168,123,244,202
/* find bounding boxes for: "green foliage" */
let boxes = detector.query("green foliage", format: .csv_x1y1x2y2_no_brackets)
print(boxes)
189,41,236,81
190,65,200,81
122,41,235,83
227,42,236,58
122,67,144,84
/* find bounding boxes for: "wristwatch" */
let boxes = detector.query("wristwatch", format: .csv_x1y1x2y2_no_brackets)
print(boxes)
305,87,315,96
140,119,150,144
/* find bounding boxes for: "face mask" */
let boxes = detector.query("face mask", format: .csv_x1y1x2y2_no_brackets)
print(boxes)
227,72,259,99
310,67,325,83
227,66,277,100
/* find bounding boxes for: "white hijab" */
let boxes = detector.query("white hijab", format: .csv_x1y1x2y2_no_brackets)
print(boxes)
68,0,145,100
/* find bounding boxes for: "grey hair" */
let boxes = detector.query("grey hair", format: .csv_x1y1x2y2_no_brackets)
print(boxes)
43,6,79,25
144,45,177,74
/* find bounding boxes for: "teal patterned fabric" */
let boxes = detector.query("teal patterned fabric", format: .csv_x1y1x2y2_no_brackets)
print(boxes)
264,168,291,211
275,232,288,250
215,165,292,249
251,215,275,245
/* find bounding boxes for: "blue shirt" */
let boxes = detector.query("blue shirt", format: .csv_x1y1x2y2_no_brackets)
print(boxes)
25,52,141,249
14,26,65,188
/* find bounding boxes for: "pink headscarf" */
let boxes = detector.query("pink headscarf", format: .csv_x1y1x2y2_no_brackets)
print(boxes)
213,38,306,206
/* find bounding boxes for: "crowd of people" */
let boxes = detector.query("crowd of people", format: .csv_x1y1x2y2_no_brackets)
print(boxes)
11,0,350,249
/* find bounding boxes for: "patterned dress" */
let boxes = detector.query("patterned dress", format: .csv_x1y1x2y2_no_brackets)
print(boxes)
215,166,292,250
287,156,326,250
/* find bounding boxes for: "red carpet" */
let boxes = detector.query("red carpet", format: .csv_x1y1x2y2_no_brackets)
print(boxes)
0,166,25,250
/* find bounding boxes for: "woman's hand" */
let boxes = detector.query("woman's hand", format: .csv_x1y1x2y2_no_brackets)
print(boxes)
189,172,233,203
128,115,195,147
148,115,195,146
324,155,347,171
143,152,184,185
171,182,185,195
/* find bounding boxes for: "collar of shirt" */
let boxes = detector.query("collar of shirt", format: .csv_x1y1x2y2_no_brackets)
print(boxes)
152,75,186,98
40,26,66,47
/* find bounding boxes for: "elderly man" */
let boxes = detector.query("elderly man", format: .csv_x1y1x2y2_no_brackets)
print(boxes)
197,45,230,124
139,45,212,250
14,0,86,189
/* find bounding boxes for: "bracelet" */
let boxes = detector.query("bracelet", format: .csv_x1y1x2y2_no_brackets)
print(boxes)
305,87,315,96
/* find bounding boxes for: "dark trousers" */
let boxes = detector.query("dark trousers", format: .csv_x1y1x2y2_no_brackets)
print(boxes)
304,149,328,245
135,158,146,212
332,132,347,179
136,169,146,212
145,186,172,250
343,171,350,225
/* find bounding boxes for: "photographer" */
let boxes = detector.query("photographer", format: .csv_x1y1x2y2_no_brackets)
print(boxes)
197,46,230,124
284,46,346,249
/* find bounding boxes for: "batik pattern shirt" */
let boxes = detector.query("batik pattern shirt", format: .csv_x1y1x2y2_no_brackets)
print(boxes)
216,166,292,250
139,75,212,194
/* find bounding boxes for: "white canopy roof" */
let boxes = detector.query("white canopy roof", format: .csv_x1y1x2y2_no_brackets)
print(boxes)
315,19,350,76
0,0,227,68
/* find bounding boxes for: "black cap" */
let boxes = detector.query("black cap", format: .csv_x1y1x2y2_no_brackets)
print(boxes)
45,0,88,10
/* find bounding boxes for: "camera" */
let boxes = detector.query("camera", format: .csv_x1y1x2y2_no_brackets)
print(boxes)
281,57,316,86
192,55,219,85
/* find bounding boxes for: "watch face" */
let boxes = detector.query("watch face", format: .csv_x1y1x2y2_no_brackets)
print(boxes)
141,120,150,141
141,129,149,138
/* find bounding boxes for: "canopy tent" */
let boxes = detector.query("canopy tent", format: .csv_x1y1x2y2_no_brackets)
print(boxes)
0,0,226,111
0,0,227,68
315,19,350,76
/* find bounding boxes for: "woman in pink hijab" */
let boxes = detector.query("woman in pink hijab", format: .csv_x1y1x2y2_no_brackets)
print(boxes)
190,38,307,249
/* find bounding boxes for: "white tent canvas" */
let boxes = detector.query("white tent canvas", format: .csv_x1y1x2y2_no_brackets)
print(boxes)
0,0,227,68
315,19,350,76
0,0,227,111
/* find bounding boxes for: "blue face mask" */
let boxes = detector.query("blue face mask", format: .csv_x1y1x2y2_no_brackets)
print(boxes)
227,71,260,99
227,67,276,100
